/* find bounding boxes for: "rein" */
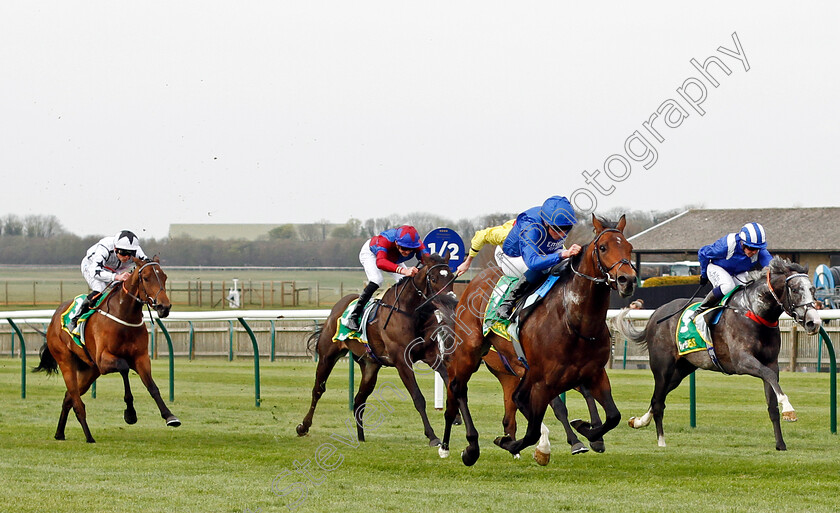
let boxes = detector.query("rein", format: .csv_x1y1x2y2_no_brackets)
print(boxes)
121,261,165,307
765,271,812,323
99,261,164,328
570,228,636,288
382,262,453,329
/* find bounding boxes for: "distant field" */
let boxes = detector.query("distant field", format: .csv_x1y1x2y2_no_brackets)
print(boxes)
1,359,838,513
0,266,368,310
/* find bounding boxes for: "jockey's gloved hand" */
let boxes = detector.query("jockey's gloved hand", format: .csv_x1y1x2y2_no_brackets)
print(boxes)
699,274,709,286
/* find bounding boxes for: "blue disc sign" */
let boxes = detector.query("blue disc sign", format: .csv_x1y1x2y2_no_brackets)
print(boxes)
423,228,465,273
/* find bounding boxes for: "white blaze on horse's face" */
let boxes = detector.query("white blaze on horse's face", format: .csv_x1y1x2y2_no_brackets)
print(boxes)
788,276,821,335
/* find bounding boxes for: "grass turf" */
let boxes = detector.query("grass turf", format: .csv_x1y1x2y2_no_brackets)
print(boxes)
1,357,838,513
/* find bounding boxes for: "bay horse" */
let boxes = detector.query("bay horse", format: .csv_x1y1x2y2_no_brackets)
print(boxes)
296,252,456,446
483,349,605,462
614,257,820,451
34,257,178,443
440,215,636,465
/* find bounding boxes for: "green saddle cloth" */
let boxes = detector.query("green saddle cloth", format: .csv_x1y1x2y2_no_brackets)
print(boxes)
333,298,377,345
483,275,519,342
61,290,112,346
675,287,739,356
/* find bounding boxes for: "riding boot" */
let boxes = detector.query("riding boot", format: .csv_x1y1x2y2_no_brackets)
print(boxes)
345,282,379,331
68,291,97,335
687,287,723,322
496,278,537,320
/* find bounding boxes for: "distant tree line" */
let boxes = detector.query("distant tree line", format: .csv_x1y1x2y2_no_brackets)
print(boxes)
0,208,691,266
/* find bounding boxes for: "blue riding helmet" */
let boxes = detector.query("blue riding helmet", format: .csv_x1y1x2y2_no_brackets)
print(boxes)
395,225,422,249
539,196,577,230
739,222,767,250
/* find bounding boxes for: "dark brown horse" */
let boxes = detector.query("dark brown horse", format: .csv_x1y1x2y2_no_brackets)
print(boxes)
296,252,456,446
483,349,605,463
614,257,820,450
34,257,178,443
440,215,636,465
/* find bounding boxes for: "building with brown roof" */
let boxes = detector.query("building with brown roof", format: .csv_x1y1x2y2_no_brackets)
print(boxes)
628,207,840,273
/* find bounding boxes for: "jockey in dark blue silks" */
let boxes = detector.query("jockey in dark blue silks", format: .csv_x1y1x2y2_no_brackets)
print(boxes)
495,196,582,319
688,222,773,321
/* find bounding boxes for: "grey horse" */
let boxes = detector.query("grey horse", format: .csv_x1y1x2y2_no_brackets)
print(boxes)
614,257,820,451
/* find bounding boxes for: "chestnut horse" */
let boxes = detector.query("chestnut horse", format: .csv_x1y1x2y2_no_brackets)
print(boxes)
484,349,605,462
440,215,636,465
613,257,820,450
296,252,456,446
34,257,178,443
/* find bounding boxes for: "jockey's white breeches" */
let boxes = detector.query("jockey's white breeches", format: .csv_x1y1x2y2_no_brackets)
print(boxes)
706,263,751,296
359,239,405,286
495,246,528,280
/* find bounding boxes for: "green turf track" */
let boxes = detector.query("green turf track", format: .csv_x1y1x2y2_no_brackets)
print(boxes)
1,357,838,513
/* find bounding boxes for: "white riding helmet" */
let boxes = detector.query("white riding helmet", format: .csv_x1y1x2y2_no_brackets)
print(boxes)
114,230,141,253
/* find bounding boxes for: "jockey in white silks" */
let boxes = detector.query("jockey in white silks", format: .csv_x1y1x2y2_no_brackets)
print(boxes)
69,230,148,334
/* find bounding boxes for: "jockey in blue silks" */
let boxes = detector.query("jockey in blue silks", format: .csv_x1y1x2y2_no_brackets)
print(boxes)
495,196,582,319
688,222,773,321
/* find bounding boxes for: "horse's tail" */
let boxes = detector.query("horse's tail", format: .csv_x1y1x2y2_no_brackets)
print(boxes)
305,323,324,356
613,308,648,349
33,342,59,375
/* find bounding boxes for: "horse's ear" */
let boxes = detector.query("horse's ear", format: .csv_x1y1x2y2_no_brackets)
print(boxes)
153,254,161,263
421,252,431,266
616,214,626,232
443,249,451,262
591,213,604,233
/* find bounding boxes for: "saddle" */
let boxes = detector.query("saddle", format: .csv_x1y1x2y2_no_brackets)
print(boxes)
60,289,112,347
484,270,563,340
675,287,740,372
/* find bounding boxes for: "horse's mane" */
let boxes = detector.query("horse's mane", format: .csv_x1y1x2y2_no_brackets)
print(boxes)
745,256,807,283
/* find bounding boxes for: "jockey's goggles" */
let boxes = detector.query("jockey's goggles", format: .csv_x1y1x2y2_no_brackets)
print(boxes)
116,249,137,257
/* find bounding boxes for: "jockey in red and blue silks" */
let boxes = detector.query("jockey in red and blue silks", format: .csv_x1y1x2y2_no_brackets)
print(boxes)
345,225,430,331
689,222,773,321
496,195,582,319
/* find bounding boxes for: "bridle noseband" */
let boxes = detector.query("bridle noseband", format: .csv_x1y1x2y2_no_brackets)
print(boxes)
122,261,166,308
381,262,455,329
409,263,456,310
766,271,813,324
571,228,635,289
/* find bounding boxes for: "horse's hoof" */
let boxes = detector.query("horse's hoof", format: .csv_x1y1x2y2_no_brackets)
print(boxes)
295,423,309,437
493,435,512,448
513,453,521,460
589,440,606,453
570,418,589,433
777,443,787,451
570,442,589,455
783,411,797,422
453,416,463,426
461,446,480,466
534,448,550,466
628,417,639,428
165,416,181,427
438,446,450,458
86,437,96,444
124,410,137,425
54,434,65,441
429,438,441,448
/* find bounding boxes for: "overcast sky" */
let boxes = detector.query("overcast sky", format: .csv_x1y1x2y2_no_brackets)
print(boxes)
1,1,838,240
